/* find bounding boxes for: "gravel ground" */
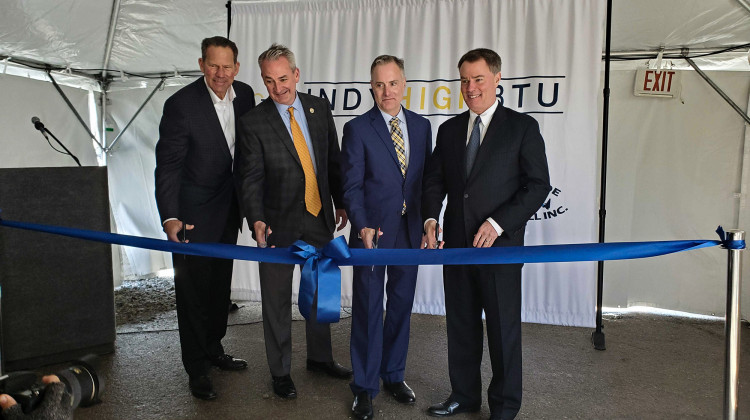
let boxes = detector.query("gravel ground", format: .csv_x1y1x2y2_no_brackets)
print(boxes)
114,277,351,334
114,277,176,327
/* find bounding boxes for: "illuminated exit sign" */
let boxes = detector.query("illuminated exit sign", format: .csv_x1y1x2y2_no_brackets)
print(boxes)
634,68,682,98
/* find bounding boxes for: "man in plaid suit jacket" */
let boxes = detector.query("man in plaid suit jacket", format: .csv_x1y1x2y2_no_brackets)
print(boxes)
237,44,351,400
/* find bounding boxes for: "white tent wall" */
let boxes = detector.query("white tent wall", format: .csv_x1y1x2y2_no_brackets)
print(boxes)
601,68,750,318
104,83,186,280
0,74,98,169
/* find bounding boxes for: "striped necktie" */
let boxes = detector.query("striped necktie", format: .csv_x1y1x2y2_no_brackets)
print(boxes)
289,107,322,216
390,117,407,214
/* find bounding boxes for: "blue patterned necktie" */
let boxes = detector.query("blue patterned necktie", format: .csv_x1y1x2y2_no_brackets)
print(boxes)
465,116,482,177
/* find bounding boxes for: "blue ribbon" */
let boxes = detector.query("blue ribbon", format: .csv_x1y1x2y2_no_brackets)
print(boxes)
715,226,746,250
291,237,350,323
0,213,745,323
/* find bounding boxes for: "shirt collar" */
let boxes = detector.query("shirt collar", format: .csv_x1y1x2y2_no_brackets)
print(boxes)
273,93,302,117
379,106,406,126
469,99,499,127
204,77,236,104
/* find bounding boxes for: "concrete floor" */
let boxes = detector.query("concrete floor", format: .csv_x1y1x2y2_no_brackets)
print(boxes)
62,302,750,420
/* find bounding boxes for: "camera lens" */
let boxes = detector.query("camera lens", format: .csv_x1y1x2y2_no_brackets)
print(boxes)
55,354,103,408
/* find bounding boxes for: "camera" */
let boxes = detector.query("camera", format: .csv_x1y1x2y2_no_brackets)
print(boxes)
0,354,103,414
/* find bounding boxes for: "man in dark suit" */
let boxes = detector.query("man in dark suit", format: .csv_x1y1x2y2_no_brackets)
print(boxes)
237,43,352,400
423,48,551,420
155,36,254,401
340,55,432,420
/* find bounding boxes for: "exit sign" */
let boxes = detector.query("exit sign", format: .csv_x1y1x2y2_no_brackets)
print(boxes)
634,68,682,98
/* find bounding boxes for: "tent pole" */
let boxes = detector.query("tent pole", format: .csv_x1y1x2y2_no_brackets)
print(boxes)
226,1,232,38
100,83,108,165
682,52,750,126
723,230,744,420
105,78,165,153
592,0,613,351
102,0,122,80
46,70,105,152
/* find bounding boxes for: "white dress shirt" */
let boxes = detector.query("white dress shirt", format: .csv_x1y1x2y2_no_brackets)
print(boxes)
205,77,237,160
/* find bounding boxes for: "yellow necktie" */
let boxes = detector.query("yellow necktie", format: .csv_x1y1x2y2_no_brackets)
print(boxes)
390,117,407,215
289,107,322,216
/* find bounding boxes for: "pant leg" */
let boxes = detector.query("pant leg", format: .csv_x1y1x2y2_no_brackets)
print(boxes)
258,261,295,377
205,217,240,358
349,265,386,397
381,216,418,384
173,253,213,378
481,265,523,419
443,264,484,406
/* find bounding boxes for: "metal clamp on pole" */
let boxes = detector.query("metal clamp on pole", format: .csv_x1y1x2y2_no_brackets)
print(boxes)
723,229,744,420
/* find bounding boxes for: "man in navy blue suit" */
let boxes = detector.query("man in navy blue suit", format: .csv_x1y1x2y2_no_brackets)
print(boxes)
340,55,433,420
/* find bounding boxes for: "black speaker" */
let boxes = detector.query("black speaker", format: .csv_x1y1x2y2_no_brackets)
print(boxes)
0,166,115,371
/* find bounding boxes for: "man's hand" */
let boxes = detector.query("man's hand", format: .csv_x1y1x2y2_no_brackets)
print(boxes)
253,221,272,248
335,209,348,231
163,219,194,243
473,221,498,248
423,220,444,249
360,227,383,249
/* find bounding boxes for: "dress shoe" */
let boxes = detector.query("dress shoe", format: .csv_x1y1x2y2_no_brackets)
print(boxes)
383,381,416,404
272,375,297,399
351,391,374,420
306,359,353,379
188,375,217,400
211,354,248,371
427,398,480,417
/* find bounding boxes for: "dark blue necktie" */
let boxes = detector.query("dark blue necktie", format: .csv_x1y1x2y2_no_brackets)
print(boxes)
465,116,481,177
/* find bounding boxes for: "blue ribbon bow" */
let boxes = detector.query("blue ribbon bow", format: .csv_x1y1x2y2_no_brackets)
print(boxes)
716,226,746,250
290,236,351,323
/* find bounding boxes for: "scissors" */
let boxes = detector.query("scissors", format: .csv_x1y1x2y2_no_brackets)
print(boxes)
371,227,380,271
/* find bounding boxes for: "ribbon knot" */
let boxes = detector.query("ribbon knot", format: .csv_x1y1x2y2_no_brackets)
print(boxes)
290,236,351,323
715,226,746,250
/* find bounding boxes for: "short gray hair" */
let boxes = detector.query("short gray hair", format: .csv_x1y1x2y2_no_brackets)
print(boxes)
258,43,297,71
370,55,405,79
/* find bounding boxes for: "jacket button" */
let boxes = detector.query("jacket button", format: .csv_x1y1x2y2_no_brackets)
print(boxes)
464,193,469,199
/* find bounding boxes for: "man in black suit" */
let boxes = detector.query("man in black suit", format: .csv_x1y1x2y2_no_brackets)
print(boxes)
423,48,551,420
155,36,255,400
237,44,352,400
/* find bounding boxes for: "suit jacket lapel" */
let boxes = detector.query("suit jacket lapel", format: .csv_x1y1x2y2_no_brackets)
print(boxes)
196,79,232,159
300,93,326,172
467,105,508,182
369,106,401,170
452,112,470,184
261,99,301,167
403,109,423,183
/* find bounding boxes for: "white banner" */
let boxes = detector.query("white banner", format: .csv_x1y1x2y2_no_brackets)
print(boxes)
229,0,605,327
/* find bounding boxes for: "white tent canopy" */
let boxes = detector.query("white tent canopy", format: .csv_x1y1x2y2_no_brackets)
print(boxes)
0,0,748,323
